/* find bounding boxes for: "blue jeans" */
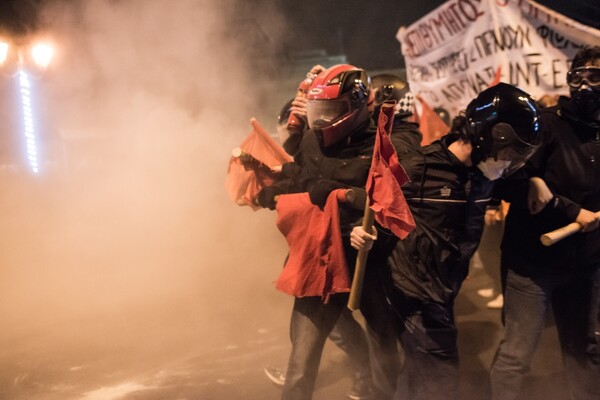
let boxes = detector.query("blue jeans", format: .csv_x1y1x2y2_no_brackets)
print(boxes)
328,307,372,391
490,266,600,400
282,294,371,400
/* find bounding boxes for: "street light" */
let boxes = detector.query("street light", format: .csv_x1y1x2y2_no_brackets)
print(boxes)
0,36,54,174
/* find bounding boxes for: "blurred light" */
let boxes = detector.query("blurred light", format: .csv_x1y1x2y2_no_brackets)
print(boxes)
30,42,54,70
0,41,8,65
19,70,39,174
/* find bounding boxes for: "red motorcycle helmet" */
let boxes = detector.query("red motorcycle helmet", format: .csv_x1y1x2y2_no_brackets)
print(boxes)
306,64,370,147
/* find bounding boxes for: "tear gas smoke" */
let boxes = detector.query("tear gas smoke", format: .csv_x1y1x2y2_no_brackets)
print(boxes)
0,0,292,390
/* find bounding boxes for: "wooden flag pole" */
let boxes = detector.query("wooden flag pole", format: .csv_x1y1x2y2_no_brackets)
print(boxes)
347,196,374,311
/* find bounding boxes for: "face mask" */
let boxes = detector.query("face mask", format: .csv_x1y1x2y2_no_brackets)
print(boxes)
571,89,600,121
568,66,600,121
477,158,512,181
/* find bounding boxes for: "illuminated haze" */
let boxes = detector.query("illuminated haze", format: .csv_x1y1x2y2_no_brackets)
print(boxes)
0,0,291,373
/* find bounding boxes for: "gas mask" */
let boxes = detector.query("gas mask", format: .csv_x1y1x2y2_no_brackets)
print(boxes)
477,158,512,181
567,66,600,121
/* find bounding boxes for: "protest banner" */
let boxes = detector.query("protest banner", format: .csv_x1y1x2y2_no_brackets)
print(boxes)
397,0,600,117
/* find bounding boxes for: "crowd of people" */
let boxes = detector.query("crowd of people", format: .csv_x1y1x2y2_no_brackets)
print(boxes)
247,45,600,400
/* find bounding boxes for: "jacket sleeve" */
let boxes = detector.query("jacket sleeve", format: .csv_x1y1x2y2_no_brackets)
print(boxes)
526,123,582,222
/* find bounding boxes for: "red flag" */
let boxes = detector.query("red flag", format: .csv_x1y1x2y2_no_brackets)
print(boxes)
274,190,350,302
225,118,292,210
488,66,502,87
415,95,450,146
366,103,415,239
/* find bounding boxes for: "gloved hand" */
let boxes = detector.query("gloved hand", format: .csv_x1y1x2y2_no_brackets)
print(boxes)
308,179,347,209
256,186,283,210
346,187,367,211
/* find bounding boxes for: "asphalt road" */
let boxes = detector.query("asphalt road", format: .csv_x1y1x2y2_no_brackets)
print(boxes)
0,260,567,400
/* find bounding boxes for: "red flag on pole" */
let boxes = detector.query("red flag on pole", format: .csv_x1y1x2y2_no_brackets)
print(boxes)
348,103,416,310
415,96,450,146
366,103,415,240
225,118,292,210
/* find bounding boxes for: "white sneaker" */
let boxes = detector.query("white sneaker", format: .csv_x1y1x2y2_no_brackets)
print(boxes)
487,294,504,309
264,366,286,386
477,288,494,298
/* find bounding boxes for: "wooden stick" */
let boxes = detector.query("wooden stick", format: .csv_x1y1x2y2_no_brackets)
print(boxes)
540,211,600,246
347,196,374,311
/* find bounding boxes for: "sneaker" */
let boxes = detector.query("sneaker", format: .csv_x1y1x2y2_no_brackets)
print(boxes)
487,294,504,309
477,288,494,298
348,379,371,400
264,366,286,386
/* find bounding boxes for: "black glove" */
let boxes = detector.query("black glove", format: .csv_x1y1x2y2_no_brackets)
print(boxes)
308,179,347,209
282,129,304,157
257,186,283,210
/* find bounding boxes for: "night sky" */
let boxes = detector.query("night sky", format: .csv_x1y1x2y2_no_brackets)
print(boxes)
1,0,598,70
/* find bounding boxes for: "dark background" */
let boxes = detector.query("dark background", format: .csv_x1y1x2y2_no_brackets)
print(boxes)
1,0,599,70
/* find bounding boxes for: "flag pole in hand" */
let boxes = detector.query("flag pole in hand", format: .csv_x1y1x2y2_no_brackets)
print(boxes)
347,196,374,310
347,102,415,311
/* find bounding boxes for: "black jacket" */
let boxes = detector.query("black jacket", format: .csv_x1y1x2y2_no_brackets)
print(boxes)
498,96,600,275
388,136,495,303
269,118,422,237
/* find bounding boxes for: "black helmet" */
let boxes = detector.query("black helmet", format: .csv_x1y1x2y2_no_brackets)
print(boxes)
466,82,541,177
370,73,414,117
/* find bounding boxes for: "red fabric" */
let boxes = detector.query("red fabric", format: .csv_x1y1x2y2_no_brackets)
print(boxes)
225,118,292,210
274,190,350,302
415,96,450,146
489,66,502,87
367,105,416,240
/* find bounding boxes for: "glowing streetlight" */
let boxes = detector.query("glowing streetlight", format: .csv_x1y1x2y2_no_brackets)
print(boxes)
0,41,9,65
0,37,55,174
30,42,54,71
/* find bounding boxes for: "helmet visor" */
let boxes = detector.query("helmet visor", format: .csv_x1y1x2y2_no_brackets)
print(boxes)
566,66,600,89
306,99,350,129
491,123,539,177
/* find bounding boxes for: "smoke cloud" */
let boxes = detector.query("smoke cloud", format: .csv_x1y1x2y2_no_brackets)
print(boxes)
0,0,292,387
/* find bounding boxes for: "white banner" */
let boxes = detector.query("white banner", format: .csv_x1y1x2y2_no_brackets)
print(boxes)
397,0,600,117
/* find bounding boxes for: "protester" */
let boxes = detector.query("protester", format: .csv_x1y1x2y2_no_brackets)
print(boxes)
359,73,421,397
257,63,380,400
256,63,425,400
489,45,600,400
265,65,373,400
369,73,422,155
350,82,542,400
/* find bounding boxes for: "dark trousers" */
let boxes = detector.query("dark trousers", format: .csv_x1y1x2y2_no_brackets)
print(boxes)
490,265,600,400
282,293,371,400
360,266,459,400
360,267,404,400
